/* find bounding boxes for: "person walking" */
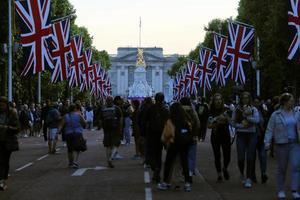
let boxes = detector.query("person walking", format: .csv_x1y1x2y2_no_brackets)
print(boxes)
100,96,123,168
232,91,259,188
157,102,193,192
252,97,268,184
0,97,20,191
45,103,61,154
208,93,231,182
265,93,300,200
145,93,169,183
180,97,200,176
61,103,86,168
84,105,94,131
195,96,209,141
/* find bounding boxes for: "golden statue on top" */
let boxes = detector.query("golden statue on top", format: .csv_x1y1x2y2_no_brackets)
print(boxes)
136,48,146,67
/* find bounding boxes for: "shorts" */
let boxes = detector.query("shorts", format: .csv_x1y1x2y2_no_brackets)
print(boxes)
48,128,59,140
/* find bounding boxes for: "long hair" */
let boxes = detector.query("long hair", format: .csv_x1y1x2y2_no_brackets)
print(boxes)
210,93,225,117
170,102,191,128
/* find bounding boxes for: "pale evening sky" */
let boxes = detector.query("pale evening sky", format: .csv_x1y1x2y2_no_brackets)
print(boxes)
69,0,239,55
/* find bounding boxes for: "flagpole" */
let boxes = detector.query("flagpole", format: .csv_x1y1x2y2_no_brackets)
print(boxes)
8,0,12,102
256,37,261,97
37,72,41,103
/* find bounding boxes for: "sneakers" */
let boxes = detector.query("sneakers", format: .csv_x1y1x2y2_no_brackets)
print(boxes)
292,191,300,200
261,174,268,184
217,175,223,182
184,183,192,192
277,191,286,199
223,168,230,180
157,182,170,190
244,178,252,188
68,162,79,169
108,161,114,168
0,181,7,191
240,175,246,184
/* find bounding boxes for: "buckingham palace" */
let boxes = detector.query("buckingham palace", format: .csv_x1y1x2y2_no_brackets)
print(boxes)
108,47,178,102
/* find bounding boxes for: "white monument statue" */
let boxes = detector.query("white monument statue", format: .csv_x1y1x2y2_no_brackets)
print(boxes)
128,48,153,98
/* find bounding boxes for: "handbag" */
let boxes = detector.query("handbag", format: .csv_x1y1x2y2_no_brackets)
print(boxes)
69,113,87,152
161,119,175,145
73,134,87,152
5,135,19,151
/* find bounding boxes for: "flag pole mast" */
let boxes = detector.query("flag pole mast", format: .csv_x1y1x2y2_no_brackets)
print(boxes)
8,0,12,102
256,37,261,97
139,17,141,48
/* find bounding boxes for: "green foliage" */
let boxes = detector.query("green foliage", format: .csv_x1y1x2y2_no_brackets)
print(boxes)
0,0,111,103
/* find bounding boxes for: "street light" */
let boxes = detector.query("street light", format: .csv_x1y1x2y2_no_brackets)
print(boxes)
250,56,260,97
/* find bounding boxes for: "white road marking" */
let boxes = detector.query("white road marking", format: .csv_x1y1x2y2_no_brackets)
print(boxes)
37,154,49,161
145,188,152,200
72,168,88,176
72,166,108,176
15,162,34,172
144,171,150,184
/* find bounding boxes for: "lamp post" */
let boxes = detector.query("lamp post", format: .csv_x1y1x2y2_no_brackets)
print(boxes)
8,0,12,102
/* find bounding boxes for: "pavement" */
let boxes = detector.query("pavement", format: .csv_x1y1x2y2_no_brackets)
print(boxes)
0,129,287,200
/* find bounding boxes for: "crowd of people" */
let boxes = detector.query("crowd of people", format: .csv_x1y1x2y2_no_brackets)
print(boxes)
0,91,300,199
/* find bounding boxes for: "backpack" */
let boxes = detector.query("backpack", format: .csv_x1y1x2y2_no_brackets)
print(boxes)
45,108,60,126
102,106,119,129
150,105,168,133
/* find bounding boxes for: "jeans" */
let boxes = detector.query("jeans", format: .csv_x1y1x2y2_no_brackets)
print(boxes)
236,132,257,179
123,117,131,144
188,143,197,173
275,143,300,192
163,143,191,183
211,132,231,173
253,142,267,178
0,142,12,181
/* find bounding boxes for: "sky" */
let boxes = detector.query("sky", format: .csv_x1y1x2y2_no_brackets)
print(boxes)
69,0,239,55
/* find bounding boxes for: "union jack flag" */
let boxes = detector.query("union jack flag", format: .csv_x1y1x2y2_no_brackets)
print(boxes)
50,19,71,83
173,73,181,101
80,49,93,92
102,70,112,97
15,0,53,76
212,33,228,87
185,60,200,96
69,36,84,87
288,0,300,60
179,68,187,98
225,20,254,85
198,47,213,91
90,63,103,98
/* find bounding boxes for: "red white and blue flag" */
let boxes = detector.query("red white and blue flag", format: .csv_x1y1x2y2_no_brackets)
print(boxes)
102,70,112,97
173,73,181,101
80,49,93,92
198,47,213,91
185,60,200,96
212,33,228,87
288,0,300,60
225,20,254,85
90,63,104,98
69,36,84,87
15,0,53,76
179,68,187,98
50,19,71,83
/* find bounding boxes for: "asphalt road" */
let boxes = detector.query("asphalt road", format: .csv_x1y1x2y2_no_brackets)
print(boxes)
0,129,288,200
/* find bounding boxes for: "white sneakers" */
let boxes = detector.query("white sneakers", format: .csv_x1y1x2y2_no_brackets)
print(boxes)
277,191,286,199
244,178,252,188
292,191,300,199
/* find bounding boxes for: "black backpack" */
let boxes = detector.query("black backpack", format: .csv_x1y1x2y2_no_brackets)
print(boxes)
102,106,119,129
149,105,168,133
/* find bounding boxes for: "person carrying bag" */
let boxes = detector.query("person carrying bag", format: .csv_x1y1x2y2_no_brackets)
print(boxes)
61,103,86,169
0,96,20,191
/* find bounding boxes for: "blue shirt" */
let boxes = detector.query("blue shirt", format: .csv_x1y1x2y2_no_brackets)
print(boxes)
64,113,84,135
283,112,297,140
